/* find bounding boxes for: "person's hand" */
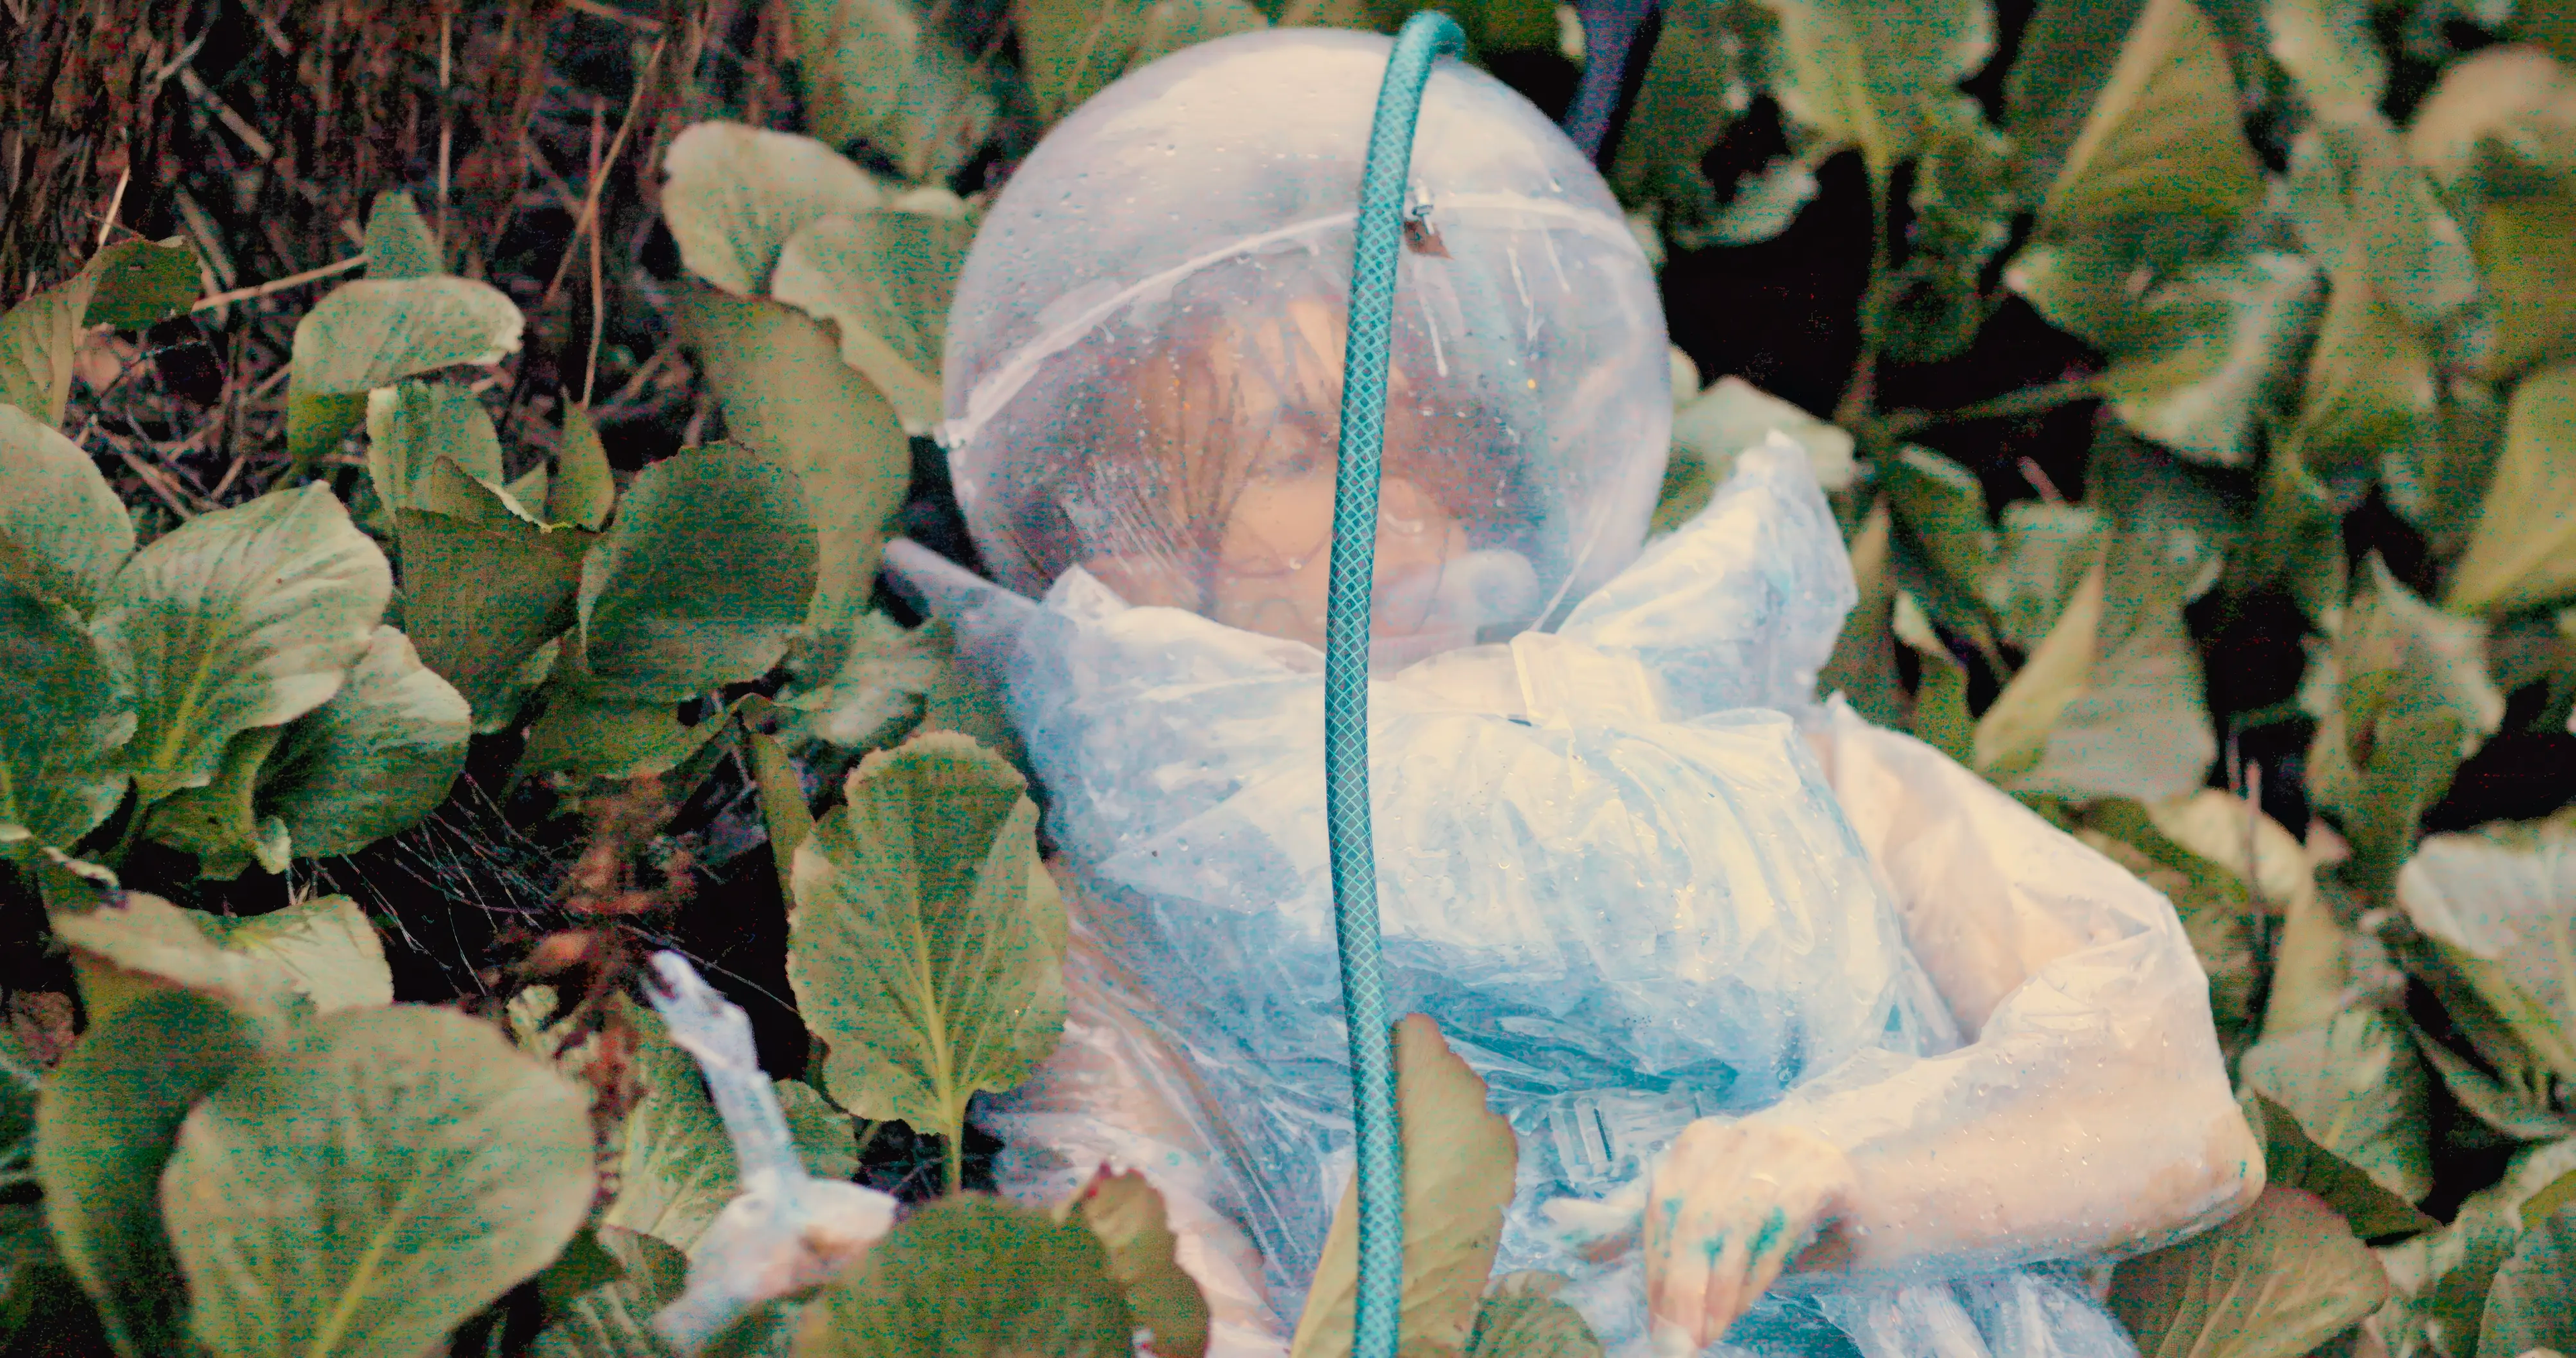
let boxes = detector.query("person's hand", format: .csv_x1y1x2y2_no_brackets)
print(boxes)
1643,1119,1854,1356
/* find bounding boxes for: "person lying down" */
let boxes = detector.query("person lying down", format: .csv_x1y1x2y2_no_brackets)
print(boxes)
888,29,2262,1358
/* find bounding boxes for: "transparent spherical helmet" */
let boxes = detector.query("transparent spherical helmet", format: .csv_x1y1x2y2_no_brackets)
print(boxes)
941,28,1671,667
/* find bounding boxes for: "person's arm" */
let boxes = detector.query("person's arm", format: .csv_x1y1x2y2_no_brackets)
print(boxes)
1774,712,2263,1275
1562,707,2262,1351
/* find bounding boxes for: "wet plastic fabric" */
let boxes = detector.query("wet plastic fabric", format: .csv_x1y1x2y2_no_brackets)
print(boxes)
885,443,2240,1358
938,30,1670,667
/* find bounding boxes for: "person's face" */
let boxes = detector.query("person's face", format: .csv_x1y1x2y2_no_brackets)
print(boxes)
1091,295,1477,653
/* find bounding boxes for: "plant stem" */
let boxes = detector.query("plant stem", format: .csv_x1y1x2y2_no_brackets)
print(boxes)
1880,375,2100,441
1834,169,1896,435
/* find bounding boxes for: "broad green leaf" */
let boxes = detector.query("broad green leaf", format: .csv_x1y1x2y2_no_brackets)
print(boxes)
363,191,444,280
1667,377,1858,506
2025,0,2262,236
392,494,592,727
2395,817,2576,1089
96,483,390,804
1693,152,1831,249
2467,184,2576,386
2288,261,2438,484
2008,0,2261,344
2005,229,2160,352
50,891,304,1031
779,1078,859,1182
142,724,291,879
1880,443,1996,626
2449,363,2576,615
2392,376,2510,557
2225,431,2345,626
533,1227,690,1358
513,689,726,785
1131,0,1273,68
2305,558,2506,889
2076,803,2259,1050
576,445,818,702
0,580,132,856
677,285,909,642
0,1048,32,1192
0,239,198,425
34,989,258,1358
2480,1204,2576,1358
794,1194,1133,1358
1467,1276,1603,1358
2089,430,2236,660
259,625,469,859
2137,788,2326,1037
1061,1170,1210,1358
788,0,1001,183
1982,500,2101,652
747,716,822,885
1873,97,2015,363
553,404,616,531
662,122,887,298
365,380,504,514
201,894,394,1015
2381,1139,2576,1358
1293,1013,1517,1358
0,1202,74,1353
1752,0,1994,184
78,239,201,331
2097,251,2324,467
2241,1009,2436,1238
604,1006,741,1252
775,611,946,750
2288,111,2481,330
2412,1015,2576,1142
2265,0,2385,114
0,403,133,613
771,209,975,436
284,277,523,469
1010,0,1267,121
1013,0,1159,122
162,1006,596,1358
2105,1185,2390,1358
1818,502,1907,727
786,734,1067,1151
2243,1090,2437,1241
2403,45,2576,189
1981,551,2215,802
1893,591,1976,767
1608,0,1761,227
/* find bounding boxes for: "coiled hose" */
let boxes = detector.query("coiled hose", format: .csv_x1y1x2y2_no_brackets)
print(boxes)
1322,12,1466,1358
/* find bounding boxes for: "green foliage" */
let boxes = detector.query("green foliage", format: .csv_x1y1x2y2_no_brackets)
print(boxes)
789,0,1002,184
786,733,1067,1191
283,276,523,470
1755,0,1992,187
1292,1014,1519,1358
2106,1186,2390,1358
793,1196,1134,1358
7,3,2576,1353
34,990,261,1355
0,238,198,425
163,1006,596,1357
1062,1170,1211,1358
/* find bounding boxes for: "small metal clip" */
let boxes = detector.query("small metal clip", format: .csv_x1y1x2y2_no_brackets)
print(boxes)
1403,200,1449,258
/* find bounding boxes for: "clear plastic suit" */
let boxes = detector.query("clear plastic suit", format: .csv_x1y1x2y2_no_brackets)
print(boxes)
888,27,2257,1358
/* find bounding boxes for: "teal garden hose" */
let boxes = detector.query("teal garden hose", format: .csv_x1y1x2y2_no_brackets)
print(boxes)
1322,12,1468,1358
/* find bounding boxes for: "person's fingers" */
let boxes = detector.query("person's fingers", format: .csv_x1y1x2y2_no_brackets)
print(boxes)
1727,1201,1815,1333
1693,1216,1756,1351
